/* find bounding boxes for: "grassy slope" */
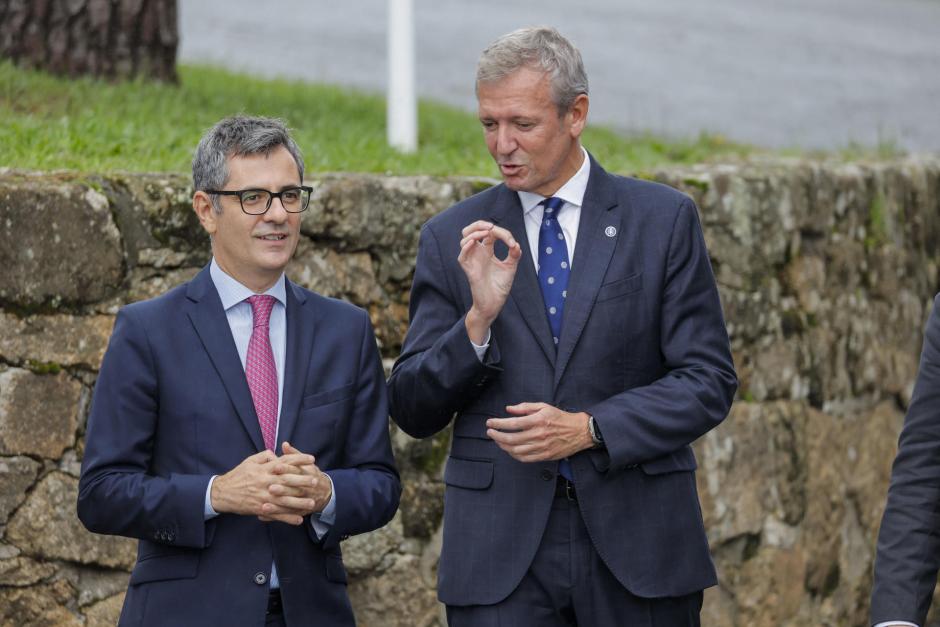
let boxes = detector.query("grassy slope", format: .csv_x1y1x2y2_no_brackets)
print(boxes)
1,62,759,177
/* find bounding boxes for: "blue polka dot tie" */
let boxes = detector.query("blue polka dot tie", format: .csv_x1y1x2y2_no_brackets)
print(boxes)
537,197,570,348
537,196,574,481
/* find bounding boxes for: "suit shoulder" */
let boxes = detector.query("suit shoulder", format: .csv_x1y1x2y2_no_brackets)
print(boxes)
292,284,370,325
423,182,503,233
118,281,191,321
610,173,694,209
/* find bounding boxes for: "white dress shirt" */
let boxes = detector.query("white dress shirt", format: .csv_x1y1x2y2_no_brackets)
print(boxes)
203,258,336,588
472,146,591,357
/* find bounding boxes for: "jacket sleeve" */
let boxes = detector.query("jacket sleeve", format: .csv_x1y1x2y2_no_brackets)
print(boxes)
586,199,738,468
77,307,214,549
871,294,940,627
387,223,502,439
318,310,401,550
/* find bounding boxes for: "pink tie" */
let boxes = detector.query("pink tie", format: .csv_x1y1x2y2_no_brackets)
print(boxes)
246,295,278,451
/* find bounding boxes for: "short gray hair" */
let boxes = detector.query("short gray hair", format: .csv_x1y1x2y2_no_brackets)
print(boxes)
476,26,588,113
192,116,305,212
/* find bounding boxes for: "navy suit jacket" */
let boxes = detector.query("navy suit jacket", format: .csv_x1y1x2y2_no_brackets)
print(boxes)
388,156,737,605
78,266,400,626
871,294,940,626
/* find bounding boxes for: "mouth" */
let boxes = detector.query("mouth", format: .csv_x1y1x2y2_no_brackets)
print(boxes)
499,163,523,176
255,233,289,242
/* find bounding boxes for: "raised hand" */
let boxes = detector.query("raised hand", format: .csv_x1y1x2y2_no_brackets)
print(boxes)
458,220,523,343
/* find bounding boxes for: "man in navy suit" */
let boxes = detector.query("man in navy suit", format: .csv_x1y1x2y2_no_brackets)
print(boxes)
871,294,940,627
78,116,400,626
388,27,737,626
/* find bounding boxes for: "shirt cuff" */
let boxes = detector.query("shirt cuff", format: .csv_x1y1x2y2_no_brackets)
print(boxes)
470,329,491,362
204,475,219,520
310,474,336,539
874,622,919,627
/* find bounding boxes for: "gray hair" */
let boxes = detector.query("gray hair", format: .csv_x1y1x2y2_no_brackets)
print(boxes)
476,26,588,113
192,115,305,212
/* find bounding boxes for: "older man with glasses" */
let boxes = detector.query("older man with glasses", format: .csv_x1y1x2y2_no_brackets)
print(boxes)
78,115,400,627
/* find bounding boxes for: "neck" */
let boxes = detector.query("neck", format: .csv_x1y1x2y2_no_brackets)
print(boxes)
213,258,281,294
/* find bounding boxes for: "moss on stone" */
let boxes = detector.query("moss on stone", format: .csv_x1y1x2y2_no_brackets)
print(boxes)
26,360,62,375
682,177,710,193
865,192,888,249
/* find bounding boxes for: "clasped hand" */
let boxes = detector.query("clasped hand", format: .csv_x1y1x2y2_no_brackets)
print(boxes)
211,441,332,526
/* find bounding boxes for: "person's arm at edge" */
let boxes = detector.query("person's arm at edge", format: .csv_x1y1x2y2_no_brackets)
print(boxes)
871,295,940,627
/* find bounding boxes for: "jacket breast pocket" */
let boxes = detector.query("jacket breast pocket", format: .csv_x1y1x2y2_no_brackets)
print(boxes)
595,272,643,303
302,383,356,410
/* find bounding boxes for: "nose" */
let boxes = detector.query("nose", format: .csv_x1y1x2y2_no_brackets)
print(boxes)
495,125,517,156
264,196,289,222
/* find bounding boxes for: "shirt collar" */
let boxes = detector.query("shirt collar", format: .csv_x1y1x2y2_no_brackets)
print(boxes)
519,146,591,216
209,258,287,311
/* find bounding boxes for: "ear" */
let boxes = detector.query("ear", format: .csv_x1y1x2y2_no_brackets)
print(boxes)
193,191,218,235
566,93,589,139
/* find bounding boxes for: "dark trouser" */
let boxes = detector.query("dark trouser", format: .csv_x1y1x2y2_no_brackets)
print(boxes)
446,479,703,627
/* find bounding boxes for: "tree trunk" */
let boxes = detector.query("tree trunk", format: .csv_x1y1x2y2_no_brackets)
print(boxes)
0,0,178,82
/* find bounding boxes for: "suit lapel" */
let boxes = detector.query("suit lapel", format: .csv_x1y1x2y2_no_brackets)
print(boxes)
489,186,556,364
185,267,265,452
554,158,621,386
275,281,314,449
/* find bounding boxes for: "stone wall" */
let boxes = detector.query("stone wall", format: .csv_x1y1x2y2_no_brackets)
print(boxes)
0,159,938,626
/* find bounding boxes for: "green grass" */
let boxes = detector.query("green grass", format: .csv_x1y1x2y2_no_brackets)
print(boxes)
1,60,760,176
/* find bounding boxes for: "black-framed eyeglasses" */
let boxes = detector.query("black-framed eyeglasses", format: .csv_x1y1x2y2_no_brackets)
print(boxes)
205,186,313,215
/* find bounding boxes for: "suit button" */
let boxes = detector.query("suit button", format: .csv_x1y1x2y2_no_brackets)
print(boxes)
253,572,267,585
540,469,553,481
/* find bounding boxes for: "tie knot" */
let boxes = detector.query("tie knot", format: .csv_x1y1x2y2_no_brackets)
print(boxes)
247,295,276,328
540,196,565,214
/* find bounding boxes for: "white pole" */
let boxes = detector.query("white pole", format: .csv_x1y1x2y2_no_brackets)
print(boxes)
387,0,417,153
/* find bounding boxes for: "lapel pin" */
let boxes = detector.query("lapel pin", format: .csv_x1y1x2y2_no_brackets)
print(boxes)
605,226,617,237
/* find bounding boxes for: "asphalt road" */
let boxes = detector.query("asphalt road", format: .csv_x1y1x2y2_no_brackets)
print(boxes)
178,0,940,152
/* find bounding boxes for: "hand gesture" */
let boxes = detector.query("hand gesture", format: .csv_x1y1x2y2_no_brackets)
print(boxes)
210,442,332,526
458,220,522,343
259,441,333,522
486,403,594,462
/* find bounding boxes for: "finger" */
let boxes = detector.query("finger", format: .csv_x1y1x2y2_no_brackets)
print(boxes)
457,237,481,263
492,439,543,462
486,225,518,249
505,402,546,416
264,495,318,513
459,228,496,248
278,451,316,464
486,427,532,445
250,450,278,463
271,452,316,469
272,473,320,488
257,512,304,526
486,416,532,430
461,220,494,238
281,442,314,463
268,482,307,497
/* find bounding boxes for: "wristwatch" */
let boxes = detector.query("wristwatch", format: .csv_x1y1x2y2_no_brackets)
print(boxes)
588,415,604,448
